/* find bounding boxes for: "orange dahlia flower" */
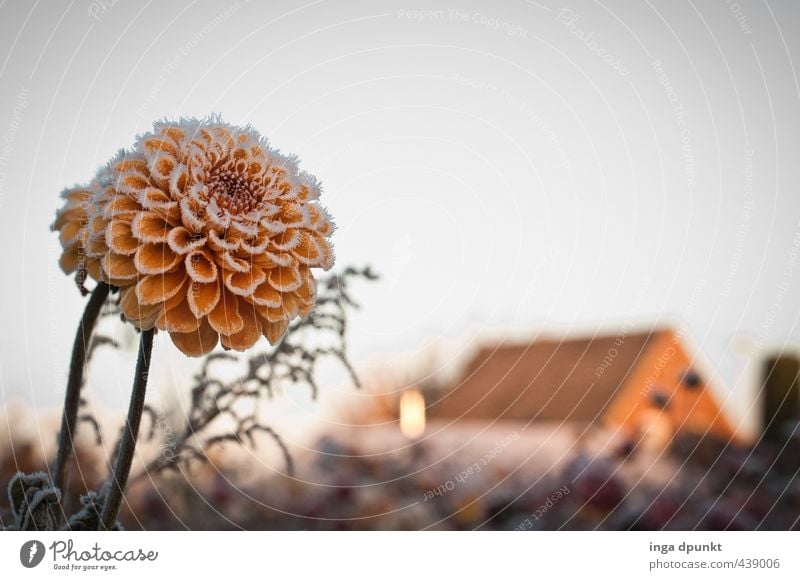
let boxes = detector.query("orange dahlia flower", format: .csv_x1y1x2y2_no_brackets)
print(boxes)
54,118,335,356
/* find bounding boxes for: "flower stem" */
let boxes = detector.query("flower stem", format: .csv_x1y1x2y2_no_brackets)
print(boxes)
100,328,155,530
53,281,110,495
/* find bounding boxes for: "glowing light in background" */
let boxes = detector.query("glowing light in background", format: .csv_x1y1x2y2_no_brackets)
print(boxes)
399,389,426,439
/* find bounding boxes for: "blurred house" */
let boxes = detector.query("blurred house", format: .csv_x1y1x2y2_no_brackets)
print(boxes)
420,327,737,446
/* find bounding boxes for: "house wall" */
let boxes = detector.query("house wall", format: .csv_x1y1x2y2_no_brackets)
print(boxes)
604,330,738,444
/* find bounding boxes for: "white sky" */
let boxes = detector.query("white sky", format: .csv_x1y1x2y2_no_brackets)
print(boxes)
0,0,799,433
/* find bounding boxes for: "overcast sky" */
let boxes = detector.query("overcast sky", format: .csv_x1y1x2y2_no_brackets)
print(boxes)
0,0,799,436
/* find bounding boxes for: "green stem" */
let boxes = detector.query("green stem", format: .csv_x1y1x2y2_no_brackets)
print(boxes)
99,329,155,530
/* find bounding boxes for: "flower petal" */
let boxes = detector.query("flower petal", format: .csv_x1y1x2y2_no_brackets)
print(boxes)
277,202,309,227
53,206,86,232
295,273,316,303
167,226,206,254
131,211,170,243
316,235,335,269
140,187,175,212
205,198,230,230
179,196,206,233
259,217,287,234
59,246,81,274
114,157,150,174
251,280,281,307
207,289,244,335
170,320,219,357
86,259,103,282
263,319,288,344
292,231,323,265
271,228,301,251
116,171,150,195
89,214,106,237
156,295,201,333
120,286,161,326
260,305,292,323
102,252,138,281
230,218,259,237
148,152,176,189
207,229,239,252
103,195,141,220
143,136,179,158
135,243,181,275
224,265,265,297
187,279,220,318
105,220,138,255
279,292,300,318
159,125,185,142
220,299,261,351
169,163,189,199
86,233,108,257
240,231,269,254
268,263,301,292
136,268,186,305
185,248,218,283
221,251,250,273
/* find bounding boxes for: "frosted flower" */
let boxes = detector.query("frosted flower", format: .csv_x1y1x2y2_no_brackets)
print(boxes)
56,118,335,356
52,184,105,289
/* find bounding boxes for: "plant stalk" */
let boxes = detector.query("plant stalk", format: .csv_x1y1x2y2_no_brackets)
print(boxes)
99,328,155,530
52,281,110,495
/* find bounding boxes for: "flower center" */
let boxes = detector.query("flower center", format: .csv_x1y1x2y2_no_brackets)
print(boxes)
207,170,261,215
